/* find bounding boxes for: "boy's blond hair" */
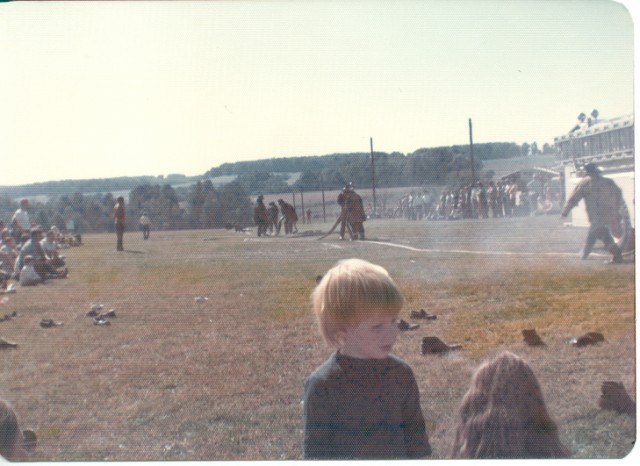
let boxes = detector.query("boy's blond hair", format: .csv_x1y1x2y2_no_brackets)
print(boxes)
312,258,404,347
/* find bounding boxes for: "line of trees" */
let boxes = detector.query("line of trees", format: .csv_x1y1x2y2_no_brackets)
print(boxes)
1,141,554,233
210,142,553,194
0,180,253,234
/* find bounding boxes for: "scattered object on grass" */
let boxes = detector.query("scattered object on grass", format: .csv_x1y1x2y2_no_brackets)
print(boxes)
39,319,63,328
421,336,462,354
397,319,420,331
598,381,636,416
0,311,18,323
410,309,437,320
93,317,111,326
0,337,17,348
194,296,209,304
522,329,546,346
570,331,605,347
87,303,104,317
100,309,117,318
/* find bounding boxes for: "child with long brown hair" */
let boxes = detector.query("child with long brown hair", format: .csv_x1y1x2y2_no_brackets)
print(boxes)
0,399,37,460
450,351,569,459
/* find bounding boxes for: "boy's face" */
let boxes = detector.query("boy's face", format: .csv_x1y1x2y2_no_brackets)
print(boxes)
339,313,399,359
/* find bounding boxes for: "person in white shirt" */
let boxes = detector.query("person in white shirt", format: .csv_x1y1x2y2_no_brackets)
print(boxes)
11,199,31,234
40,229,66,269
19,255,42,286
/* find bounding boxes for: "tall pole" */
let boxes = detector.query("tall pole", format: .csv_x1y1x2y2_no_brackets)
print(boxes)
300,187,305,224
468,118,475,185
321,173,326,223
370,137,377,215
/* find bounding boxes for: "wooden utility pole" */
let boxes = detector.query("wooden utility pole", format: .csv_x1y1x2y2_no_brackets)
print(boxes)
320,174,326,223
469,118,475,185
370,137,377,215
300,187,305,224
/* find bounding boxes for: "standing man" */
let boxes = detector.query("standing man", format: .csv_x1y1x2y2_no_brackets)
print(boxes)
337,187,347,240
561,163,624,264
277,199,298,235
11,199,31,241
114,196,126,251
343,183,367,240
267,201,280,235
139,212,151,240
253,195,269,237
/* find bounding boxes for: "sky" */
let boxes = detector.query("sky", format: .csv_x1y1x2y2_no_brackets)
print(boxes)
0,0,636,186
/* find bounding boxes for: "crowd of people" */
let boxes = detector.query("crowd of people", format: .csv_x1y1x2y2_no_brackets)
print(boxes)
0,199,76,291
392,174,563,221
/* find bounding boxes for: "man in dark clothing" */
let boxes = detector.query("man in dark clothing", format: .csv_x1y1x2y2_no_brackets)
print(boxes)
561,163,624,263
113,196,126,251
277,199,298,235
253,195,269,237
267,201,280,235
337,188,347,240
343,183,367,240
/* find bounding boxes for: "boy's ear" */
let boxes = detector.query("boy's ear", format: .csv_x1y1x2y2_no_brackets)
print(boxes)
335,326,348,346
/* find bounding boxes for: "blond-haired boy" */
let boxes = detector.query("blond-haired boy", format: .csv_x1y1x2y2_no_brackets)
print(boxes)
303,258,431,459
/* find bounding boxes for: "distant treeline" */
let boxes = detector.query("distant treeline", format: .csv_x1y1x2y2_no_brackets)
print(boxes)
0,141,551,233
208,142,550,194
0,174,198,199
0,180,253,234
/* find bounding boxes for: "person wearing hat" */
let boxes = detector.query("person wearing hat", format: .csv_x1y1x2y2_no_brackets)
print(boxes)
561,163,624,263
0,399,37,460
253,195,269,237
343,183,367,240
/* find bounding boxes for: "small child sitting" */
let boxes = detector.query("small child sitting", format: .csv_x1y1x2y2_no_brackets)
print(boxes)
19,255,43,286
303,258,432,459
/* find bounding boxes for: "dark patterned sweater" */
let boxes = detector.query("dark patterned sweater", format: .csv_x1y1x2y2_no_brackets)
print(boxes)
303,351,432,459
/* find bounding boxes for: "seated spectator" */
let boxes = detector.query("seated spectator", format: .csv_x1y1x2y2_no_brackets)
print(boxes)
14,228,66,281
19,255,42,286
40,229,66,269
0,399,37,460
0,237,19,287
450,351,569,459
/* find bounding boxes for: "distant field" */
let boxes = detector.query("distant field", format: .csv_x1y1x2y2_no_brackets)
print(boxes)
0,215,635,460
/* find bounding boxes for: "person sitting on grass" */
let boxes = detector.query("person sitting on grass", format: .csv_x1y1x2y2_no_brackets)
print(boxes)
19,255,42,287
303,258,432,459
40,229,66,269
450,351,569,459
14,228,67,281
0,399,37,461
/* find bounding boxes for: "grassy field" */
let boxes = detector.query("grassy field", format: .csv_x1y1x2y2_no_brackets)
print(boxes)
0,215,635,460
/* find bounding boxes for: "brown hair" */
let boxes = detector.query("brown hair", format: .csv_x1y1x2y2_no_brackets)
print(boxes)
0,400,21,459
312,258,403,348
450,351,569,459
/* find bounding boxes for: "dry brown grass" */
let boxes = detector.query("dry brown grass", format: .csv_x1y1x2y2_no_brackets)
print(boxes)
0,214,635,460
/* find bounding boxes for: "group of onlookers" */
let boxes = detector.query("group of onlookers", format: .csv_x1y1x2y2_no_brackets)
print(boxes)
0,199,71,289
429,175,562,221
